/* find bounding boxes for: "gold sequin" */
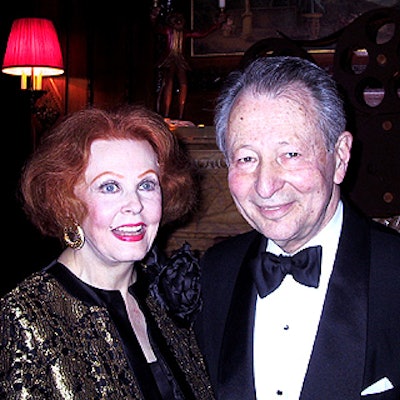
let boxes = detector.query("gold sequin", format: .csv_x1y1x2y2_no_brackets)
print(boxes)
0,271,215,399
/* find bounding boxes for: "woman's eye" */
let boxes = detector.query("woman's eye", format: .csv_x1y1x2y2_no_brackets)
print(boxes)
99,181,120,193
139,179,157,191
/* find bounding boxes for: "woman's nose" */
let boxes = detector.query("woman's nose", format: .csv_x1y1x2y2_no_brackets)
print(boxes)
121,193,143,214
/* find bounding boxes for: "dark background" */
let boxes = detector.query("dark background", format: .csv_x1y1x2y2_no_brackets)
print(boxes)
1,1,399,295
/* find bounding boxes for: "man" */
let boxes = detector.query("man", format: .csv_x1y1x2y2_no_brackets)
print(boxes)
194,56,400,399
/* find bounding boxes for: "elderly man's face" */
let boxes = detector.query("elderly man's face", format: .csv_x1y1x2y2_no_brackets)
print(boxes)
226,90,352,253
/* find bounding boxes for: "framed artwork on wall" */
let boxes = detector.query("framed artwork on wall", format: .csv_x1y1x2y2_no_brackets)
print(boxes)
190,0,398,57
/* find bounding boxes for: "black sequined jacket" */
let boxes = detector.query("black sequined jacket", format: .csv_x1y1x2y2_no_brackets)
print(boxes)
0,244,215,400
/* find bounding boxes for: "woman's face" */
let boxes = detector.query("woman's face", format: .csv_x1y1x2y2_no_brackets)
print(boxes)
75,139,162,265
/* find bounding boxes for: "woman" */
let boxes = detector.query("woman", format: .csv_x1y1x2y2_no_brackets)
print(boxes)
0,105,214,399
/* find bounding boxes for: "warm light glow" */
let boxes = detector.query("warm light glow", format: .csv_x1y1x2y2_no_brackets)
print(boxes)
2,18,64,90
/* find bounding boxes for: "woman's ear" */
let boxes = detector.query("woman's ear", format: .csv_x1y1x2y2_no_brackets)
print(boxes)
334,131,353,184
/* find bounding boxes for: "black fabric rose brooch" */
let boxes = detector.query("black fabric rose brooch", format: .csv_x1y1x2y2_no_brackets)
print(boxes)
148,242,202,324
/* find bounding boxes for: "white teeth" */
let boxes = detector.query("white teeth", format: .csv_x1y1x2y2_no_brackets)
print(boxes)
114,226,142,233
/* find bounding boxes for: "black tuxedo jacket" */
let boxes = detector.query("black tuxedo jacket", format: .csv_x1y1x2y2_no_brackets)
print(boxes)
194,202,400,399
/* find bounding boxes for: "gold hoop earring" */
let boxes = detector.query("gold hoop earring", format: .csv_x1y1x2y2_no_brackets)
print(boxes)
63,223,85,250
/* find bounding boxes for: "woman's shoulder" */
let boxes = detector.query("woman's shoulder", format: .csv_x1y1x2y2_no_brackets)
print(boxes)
0,269,63,335
0,266,85,319
1,270,51,305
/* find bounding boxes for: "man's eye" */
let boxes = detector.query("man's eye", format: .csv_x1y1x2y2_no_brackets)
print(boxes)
286,152,300,159
238,156,254,163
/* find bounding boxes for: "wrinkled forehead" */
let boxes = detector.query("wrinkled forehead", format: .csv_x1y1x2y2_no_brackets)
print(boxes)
229,87,318,126
241,81,316,110
225,88,324,152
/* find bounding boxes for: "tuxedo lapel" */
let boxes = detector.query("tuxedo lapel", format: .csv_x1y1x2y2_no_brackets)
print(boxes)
218,234,263,400
301,204,369,400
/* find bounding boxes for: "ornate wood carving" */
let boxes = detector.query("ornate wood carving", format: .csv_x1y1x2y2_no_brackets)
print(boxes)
164,127,249,255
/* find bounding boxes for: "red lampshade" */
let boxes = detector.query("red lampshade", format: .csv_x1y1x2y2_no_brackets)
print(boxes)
2,18,64,90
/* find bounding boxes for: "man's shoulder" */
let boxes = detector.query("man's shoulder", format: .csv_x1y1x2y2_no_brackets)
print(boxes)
204,229,259,255
370,217,400,240
343,199,400,243
369,219,400,269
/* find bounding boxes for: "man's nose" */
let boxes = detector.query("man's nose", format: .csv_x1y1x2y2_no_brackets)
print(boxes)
254,162,285,198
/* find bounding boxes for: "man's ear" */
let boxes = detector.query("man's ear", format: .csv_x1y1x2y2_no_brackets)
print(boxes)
334,131,353,184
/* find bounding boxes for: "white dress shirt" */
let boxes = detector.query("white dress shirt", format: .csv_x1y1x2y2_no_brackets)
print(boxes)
253,201,343,399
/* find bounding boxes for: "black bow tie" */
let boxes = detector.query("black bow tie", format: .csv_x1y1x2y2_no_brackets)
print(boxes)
250,245,322,298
